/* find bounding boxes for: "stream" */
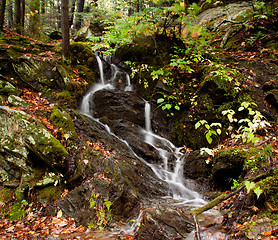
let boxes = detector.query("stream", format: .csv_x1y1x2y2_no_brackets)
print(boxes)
79,54,228,239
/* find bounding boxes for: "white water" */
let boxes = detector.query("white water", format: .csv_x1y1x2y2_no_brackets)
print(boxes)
142,102,206,206
144,101,154,145
96,55,105,85
125,74,133,91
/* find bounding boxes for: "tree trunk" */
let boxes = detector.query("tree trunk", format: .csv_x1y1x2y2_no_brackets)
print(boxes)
73,0,84,30
41,0,45,14
29,0,41,37
0,0,7,31
8,0,13,28
61,0,70,61
69,0,76,27
14,0,21,33
57,2,61,29
20,0,25,30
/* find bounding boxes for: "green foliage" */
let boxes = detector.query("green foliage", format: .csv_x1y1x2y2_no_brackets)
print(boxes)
195,120,222,144
89,191,112,230
231,179,240,191
244,180,263,199
222,101,271,144
157,95,181,116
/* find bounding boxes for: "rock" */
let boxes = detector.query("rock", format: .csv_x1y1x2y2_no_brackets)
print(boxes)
50,107,78,141
184,150,211,181
247,217,278,239
135,203,194,240
12,58,65,92
75,26,93,41
0,106,69,178
196,2,252,30
49,31,62,40
0,80,21,97
93,89,145,127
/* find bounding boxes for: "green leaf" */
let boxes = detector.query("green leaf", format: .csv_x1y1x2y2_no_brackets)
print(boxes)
157,98,165,104
165,104,172,110
244,181,256,193
206,132,213,144
253,187,263,199
195,122,201,129
175,105,180,111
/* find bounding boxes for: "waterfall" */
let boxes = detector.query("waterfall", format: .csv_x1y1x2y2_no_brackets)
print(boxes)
142,102,205,205
96,55,105,85
79,55,113,115
125,74,133,91
144,101,153,145
79,52,226,240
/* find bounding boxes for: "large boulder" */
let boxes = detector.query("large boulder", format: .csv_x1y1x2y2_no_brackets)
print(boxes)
0,105,69,200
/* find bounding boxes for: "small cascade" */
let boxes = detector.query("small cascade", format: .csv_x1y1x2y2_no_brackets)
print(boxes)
144,101,153,145
125,74,133,91
96,55,105,85
142,102,205,206
80,52,226,239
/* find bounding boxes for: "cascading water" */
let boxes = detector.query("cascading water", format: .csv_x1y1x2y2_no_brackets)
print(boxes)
96,55,105,85
79,54,227,239
81,54,206,205
142,101,206,206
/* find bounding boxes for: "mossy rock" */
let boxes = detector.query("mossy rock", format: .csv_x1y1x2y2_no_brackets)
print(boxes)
50,107,78,140
55,90,76,109
212,147,261,189
0,80,21,97
70,42,95,67
34,185,64,203
74,65,96,85
258,170,278,208
0,106,69,174
8,95,29,107
115,34,185,66
0,187,14,204
12,58,65,92
7,202,27,221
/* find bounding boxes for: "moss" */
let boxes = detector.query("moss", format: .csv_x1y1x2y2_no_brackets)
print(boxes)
55,90,76,109
50,107,78,140
8,202,27,221
0,80,21,97
75,65,96,84
0,187,14,204
70,42,95,66
34,185,63,203
259,170,278,208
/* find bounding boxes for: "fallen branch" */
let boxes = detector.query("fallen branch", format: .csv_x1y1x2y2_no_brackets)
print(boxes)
190,169,275,238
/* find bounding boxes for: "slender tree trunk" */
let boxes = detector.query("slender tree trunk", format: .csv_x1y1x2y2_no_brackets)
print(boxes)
73,0,84,30
61,0,70,60
8,0,13,28
29,0,41,36
20,0,24,30
69,0,76,27
14,0,21,33
41,0,45,14
57,2,61,29
0,0,7,31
